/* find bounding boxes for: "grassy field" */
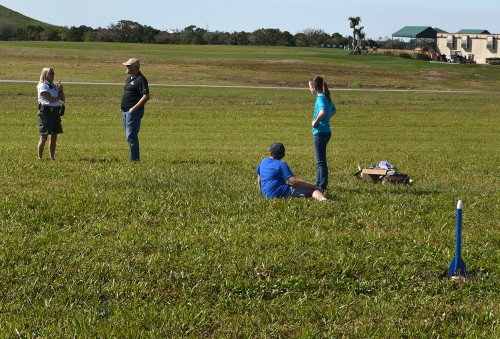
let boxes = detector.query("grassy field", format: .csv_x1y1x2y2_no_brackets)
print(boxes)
0,42,499,337
2,41,500,90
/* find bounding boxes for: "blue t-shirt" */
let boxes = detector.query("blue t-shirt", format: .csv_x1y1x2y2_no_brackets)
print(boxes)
312,93,335,135
255,157,294,198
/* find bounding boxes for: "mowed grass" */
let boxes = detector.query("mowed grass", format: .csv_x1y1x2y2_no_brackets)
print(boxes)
0,43,499,337
2,41,500,90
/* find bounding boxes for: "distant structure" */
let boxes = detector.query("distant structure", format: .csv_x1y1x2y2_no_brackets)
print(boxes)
392,26,499,64
437,30,499,64
392,26,447,41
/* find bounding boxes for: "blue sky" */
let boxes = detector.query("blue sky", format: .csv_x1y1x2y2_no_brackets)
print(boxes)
2,0,499,39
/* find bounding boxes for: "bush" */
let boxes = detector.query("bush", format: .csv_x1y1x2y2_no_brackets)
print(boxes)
486,58,500,65
399,52,411,59
348,81,363,89
415,53,431,61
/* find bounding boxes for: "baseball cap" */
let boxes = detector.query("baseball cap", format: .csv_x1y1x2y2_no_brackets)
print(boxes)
268,142,285,159
123,58,140,67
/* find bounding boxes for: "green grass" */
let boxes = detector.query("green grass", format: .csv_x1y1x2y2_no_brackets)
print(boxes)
0,43,499,337
2,41,500,90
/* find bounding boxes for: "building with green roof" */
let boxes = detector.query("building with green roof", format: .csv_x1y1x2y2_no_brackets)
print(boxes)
392,26,446,39
457,29,490,34
390,26,499,64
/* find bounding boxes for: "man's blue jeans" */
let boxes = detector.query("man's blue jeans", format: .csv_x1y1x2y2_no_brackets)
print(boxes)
122,108,144,161
313,132,331,190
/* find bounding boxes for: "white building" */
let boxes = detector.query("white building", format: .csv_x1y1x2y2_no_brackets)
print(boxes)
436,29,499,64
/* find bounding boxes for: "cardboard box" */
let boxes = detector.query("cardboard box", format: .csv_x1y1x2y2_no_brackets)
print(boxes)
354,168,388,182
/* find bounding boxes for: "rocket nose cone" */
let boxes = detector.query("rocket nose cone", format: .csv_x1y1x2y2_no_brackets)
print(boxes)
457,200,463,209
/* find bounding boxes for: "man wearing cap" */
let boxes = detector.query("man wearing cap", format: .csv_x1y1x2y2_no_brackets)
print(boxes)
256,142,327,201
121,58,150,161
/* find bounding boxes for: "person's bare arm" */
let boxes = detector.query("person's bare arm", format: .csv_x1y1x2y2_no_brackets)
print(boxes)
130,93,150,113
312,109,326,127
40,91,59,103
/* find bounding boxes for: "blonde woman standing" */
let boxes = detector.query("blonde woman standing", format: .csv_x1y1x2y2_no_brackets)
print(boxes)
37,67,65,160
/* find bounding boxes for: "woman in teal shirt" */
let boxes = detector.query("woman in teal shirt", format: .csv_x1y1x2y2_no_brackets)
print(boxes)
309,76,336,191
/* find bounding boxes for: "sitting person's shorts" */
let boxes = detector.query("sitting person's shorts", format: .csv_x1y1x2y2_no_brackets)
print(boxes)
285,186,313,198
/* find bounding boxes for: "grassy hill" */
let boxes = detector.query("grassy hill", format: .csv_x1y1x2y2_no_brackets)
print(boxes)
0,5,58,29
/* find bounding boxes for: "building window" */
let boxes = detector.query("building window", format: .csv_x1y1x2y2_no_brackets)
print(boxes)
447,35,454,48
461,35,468,48
487,36,494,49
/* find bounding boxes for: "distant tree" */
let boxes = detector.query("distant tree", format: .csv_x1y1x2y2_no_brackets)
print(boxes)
249,29,265,45
154,30,180,44
233,31,249,45
142,25,160,43
216,31,233,45
66,26,80,41
280,31,294,46
348,16,360,32
268,28,285,46
109,20,146,43
193,27,207,44
0,23,15,40
25,25,44,40
153,31,170,44
179,25,197,44
348,16,364,54
365,38,381,48
250,28,285,46
414,38,436,50
383,38,407,49
330,32,345,46
83,30,98,42
66,25,93,41
294,32,307,47
356,27,365,49
2,14,379,48
40,28,61,41
202,31,216,45
302,28,328,47
90,28,115,42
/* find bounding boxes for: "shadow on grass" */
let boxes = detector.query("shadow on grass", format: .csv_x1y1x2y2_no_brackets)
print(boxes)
343,185,442,196
170,159,237,165
79,156,121,163
438,270,478,282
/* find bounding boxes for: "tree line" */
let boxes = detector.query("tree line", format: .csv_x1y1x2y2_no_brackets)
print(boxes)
0,19,401,48
0,19,418,50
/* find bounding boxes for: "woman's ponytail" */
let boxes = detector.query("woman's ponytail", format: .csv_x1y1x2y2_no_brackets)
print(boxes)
323,82,332,104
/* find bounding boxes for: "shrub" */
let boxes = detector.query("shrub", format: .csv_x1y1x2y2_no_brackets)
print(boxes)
486,58,500,65
348,81,363,88
415,53,431,61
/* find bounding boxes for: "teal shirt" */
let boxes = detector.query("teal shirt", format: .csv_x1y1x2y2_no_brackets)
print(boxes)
312,93,335,135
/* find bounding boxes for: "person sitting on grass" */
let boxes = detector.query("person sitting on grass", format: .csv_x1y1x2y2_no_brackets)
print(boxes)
256,142,327,201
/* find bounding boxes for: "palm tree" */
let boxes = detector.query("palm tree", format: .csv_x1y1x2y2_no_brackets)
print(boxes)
349,16,361,29
354,26,365,53
348,16,363,54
